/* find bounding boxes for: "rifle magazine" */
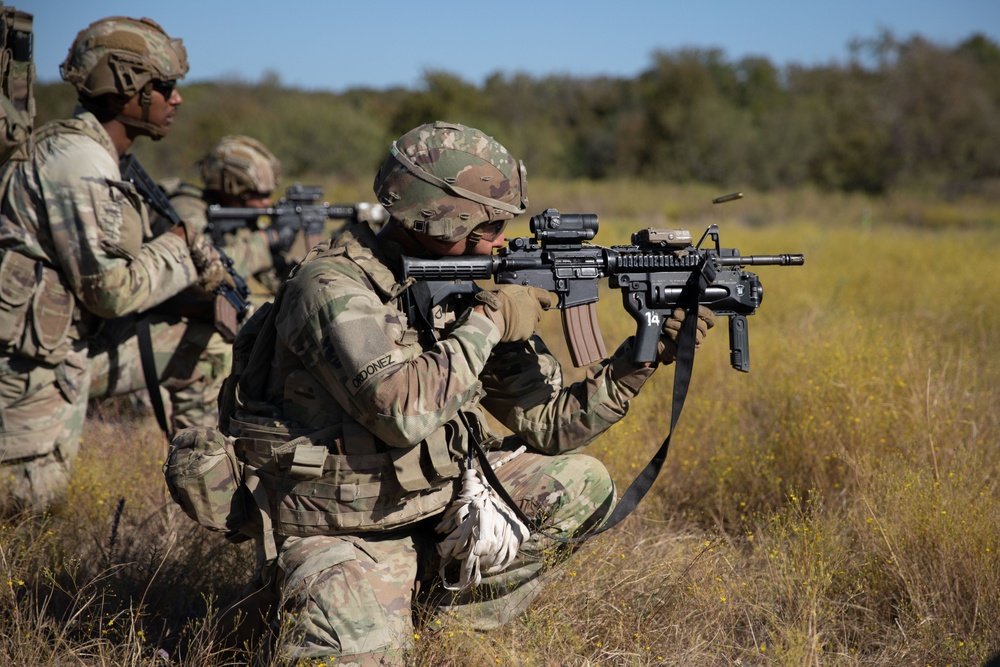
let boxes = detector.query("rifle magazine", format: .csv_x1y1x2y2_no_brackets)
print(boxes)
214,294,240,343
561,303,607,367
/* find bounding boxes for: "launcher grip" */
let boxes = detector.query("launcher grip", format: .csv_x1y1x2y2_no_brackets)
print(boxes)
561,303,607,367
728,314,750,372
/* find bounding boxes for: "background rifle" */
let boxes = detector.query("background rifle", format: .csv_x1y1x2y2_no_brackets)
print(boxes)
402,207,804,371
120,153,251,341
206,183,388,250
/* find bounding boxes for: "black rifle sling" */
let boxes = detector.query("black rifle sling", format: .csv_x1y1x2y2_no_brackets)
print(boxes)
120,155,173,436
136,315,171,435
467,302,697,543
460,259,713,544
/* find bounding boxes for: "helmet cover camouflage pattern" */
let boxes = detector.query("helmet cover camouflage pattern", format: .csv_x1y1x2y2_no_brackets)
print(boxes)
60,16,188,98
373,121,528,242
200,135,282,198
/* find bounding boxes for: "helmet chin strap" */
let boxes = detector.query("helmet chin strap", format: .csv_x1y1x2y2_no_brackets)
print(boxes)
115,82,168,140
461,235,482,255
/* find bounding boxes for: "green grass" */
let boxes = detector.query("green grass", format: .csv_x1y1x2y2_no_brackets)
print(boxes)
2,182,998,665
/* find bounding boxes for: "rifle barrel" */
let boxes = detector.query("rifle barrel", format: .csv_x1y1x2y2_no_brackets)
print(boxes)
717,254,804,266
207,204,360,220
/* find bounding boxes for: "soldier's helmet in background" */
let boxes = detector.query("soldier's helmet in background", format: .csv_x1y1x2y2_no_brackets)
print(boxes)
373,121,528,242
201,135,282,199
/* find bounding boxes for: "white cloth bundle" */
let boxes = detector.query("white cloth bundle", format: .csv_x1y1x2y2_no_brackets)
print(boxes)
435,447,529,592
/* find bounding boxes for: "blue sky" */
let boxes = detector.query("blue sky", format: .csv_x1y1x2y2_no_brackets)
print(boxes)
22,1,1000,92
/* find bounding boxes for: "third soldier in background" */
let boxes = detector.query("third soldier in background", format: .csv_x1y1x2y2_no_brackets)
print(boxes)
159,135,291,304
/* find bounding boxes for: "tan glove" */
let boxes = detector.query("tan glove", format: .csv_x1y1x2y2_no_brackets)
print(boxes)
656,306,716,364
474,285,554,343
188,231,236,293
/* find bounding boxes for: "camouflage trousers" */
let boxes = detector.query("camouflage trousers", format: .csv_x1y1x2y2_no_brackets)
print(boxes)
269,445,615,666
0,314,231,512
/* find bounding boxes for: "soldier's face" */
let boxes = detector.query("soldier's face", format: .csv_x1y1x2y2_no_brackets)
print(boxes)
120,80,183,137
242,193,273,208
463,232,506,255
414,229,506,257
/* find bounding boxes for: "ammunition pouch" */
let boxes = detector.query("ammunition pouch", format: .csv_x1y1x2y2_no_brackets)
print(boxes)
0,249,75,364
164,425,252,540
229,412,463,540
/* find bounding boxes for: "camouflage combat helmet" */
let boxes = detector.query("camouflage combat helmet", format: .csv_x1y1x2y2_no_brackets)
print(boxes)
200,135,281,198
59,16,187,137
373,121,527,242
60,16,187,98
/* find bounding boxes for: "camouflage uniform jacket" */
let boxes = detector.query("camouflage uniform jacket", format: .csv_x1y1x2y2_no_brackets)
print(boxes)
0,109,199,351
230,221,655,535
160,178,274,280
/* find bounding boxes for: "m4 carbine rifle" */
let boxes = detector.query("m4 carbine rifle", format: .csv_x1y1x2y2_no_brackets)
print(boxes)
206,184,388,250
402,207,804,371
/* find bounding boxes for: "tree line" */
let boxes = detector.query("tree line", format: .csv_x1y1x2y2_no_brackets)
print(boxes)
33,30,1000,195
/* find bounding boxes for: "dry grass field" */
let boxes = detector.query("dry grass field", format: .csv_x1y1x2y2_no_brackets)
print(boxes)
2,180,998,666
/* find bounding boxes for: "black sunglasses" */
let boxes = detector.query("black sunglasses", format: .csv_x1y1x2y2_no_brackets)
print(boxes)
151,80,176,98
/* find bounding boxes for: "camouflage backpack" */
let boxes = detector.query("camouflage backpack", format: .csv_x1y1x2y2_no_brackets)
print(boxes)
0,3,33,164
